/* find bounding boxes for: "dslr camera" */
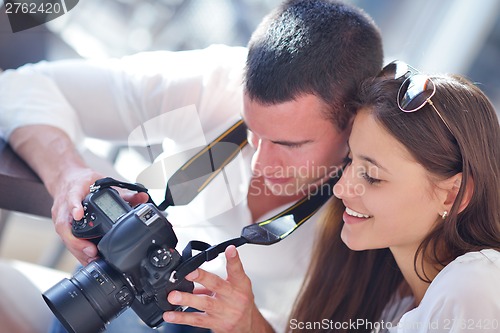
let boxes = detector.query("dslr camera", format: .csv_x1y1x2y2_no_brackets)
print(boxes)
43,185,194,333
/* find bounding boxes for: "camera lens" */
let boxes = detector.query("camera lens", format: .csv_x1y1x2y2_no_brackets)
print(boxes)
43,259,134,333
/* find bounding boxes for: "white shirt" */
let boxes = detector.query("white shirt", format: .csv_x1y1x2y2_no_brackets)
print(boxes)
0,44,325,332
386,249,500,333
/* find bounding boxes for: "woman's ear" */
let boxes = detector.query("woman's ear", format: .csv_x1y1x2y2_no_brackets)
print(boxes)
441,173,474,214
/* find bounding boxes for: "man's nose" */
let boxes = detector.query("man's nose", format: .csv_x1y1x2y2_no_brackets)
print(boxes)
251,140,281,176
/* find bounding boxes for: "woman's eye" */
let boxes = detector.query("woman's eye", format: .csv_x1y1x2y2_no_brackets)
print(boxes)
362,173,381,185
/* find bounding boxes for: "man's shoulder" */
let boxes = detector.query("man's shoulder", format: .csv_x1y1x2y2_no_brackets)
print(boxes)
121,45,248,70
109,45,248,93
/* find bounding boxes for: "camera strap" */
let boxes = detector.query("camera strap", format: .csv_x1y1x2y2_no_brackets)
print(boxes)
91,177,149,193
171,176,337,281
90,177,158,205
94,119,338,281
87,119,248,207
157,119,249,210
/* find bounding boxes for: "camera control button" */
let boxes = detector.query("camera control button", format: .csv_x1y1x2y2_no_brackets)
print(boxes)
73,219,86,230
116,287,134,306
150,248,173,268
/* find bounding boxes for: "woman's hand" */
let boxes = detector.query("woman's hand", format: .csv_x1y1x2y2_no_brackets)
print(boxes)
163,246,275,333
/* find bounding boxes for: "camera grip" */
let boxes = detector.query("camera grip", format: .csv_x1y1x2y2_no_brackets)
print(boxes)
131,278,194,328
157,278,195,312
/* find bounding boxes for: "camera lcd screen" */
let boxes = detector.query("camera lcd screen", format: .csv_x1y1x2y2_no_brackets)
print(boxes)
94,192,128,223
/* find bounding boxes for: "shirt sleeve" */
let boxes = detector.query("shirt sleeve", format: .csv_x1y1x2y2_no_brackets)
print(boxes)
394,250,500,333
0,45,247,146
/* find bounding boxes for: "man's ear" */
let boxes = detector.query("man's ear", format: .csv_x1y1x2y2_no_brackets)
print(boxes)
441,173,474,214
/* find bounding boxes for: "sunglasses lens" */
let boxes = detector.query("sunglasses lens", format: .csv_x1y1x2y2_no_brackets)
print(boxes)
378,61,413,80
398,75,435,112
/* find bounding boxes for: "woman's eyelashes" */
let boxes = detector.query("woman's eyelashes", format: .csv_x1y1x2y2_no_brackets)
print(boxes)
362,172,381,185
343,153,382,185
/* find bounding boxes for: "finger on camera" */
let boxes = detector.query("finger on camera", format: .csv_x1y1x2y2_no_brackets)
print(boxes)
119,190,149,206
63,233,97,264
163,309,210,329
184,269,229,295
71,204,85,220
167,290,215,313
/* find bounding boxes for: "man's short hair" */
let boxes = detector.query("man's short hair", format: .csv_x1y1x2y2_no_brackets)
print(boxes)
244,0,383,130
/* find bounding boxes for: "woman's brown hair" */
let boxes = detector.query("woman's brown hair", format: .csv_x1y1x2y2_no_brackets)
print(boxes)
289,198,403,333
288,74,500,332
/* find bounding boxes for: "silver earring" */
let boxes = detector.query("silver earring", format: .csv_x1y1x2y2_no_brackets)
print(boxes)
442,211,448,220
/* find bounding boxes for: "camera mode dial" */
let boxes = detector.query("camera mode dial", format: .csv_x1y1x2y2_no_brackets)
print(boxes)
149,248,174,268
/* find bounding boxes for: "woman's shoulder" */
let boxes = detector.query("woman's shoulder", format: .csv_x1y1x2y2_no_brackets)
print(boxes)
395,250,500,332
423,249,499,309
428,249,500,297
451,249,500,264
436,249,499,282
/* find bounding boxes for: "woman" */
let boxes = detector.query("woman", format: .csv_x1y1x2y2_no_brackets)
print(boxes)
291,62,500,332
163,63,500,333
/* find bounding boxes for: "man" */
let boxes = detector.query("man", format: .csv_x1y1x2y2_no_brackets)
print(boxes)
0,0,382,332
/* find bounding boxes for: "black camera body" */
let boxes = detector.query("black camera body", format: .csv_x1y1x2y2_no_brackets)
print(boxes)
43,187,194,333
72,187,132,242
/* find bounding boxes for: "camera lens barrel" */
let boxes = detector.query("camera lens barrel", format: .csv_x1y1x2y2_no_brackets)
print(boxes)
44,202,187,331
42,259,134,333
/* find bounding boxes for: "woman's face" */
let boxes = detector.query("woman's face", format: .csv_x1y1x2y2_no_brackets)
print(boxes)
333,109,443,253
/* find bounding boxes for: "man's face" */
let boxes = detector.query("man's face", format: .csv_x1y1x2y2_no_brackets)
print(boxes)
243,93,350,197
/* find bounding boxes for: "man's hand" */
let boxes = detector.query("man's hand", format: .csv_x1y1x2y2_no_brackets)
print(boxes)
163,246,275,333
51,167,150,264
9,125,149,264
51,166,103,264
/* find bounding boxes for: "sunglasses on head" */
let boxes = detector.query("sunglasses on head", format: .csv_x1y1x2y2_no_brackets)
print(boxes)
378,61,453,134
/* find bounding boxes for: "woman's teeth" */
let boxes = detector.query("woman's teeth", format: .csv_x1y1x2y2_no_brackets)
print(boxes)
346,207,370,218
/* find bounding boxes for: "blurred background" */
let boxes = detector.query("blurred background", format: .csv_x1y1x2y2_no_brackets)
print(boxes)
0,0,499,272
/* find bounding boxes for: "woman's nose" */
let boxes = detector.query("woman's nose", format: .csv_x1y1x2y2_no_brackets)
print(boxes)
333,165,358,199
